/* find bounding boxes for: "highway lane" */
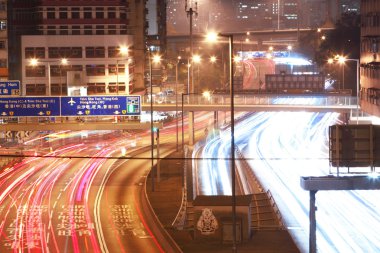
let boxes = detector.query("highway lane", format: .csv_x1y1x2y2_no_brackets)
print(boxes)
245,111,380,253
0,130,179,253
0,109,213,252
196,97,380,252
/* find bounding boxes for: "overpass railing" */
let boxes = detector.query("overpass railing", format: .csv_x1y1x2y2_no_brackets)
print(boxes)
142,94,358,107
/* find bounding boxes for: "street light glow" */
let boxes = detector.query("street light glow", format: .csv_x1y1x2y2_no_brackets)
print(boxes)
29,58,38,66
61,58,68,65
119,46,129,55
202,90,211,100
210,56,217,63
205,32,218,42
152,54,162,64
338,56,346,64
233,55,241,63
192,54,201,63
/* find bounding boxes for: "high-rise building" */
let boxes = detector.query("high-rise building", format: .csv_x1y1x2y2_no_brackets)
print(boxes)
7,0,165,96
360,0,380,117
166,0,360,34
0,0,7,79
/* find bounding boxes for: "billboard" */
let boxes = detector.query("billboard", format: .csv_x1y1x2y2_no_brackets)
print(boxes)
329,124,380,167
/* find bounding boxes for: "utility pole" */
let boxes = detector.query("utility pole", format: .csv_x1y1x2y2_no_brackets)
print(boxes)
185,0,197,146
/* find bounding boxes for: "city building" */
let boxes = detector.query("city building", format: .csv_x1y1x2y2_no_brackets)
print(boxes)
7,0,166,96
360,0,380,117
166,0,360,34
0,0,7,79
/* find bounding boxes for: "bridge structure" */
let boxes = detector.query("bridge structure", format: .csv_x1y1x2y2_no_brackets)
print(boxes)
142,94,358,113
0,94,359,132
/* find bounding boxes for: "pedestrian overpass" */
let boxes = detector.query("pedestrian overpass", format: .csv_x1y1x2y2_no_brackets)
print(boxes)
142,94,358,113
0,94,359,132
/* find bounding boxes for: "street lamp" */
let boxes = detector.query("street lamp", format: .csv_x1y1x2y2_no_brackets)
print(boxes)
328,56,360,124
287,45,293,73
202,90,211,102
337,55,346,90
176,56,181,151
29,58,68,96
117,46,129,95
192,54,201,92
148,47,162,191
206,31,237,252
210,56,217,63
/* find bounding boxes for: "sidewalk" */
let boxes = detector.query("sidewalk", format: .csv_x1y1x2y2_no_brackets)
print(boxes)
146,151,300,253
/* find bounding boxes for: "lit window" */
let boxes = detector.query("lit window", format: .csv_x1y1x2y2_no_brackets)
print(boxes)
0,20,6,30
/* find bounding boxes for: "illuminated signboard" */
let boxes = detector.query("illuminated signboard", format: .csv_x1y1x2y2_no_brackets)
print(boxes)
0,95,141,117
0,81,20,96
0,97,60,117
61,96,141,116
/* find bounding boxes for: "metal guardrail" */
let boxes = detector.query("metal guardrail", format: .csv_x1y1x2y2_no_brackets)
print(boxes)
265,190,285,230
142,94,359,107
235,148,263,194
235,148,284,230
171,146,189,230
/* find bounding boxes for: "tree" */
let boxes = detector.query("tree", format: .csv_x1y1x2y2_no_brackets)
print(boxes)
298,12,360,91
315,12,360,65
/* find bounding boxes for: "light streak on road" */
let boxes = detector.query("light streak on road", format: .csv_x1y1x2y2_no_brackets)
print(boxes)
197,97,380,252
0,129,175,252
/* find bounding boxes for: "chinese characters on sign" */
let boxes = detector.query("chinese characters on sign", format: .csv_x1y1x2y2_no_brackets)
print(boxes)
0,97,60,117
61,96,126,116
0,95,141,117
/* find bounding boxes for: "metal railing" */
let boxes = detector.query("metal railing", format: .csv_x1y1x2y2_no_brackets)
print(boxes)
142,94,359,107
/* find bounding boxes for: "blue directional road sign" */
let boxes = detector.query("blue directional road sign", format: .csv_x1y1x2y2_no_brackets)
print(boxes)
0,97,60,117
0,81,20,96
61,96,141,116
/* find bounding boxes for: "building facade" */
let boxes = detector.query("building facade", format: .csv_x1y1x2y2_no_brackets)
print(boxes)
8,0,165,96
167,0,360,34
360,0,380,117
0,0,7,79
21,35,133,96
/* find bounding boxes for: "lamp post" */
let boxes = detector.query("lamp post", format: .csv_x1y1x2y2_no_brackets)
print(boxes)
176,56,181,151
29,58,68,96
328,57,360,124
345,58,360,124
207,32,237,252
148,47,161,192
192,54,201,92
337,55,346,90
287,45,293,74
181,93,186,151
117,46,129,95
